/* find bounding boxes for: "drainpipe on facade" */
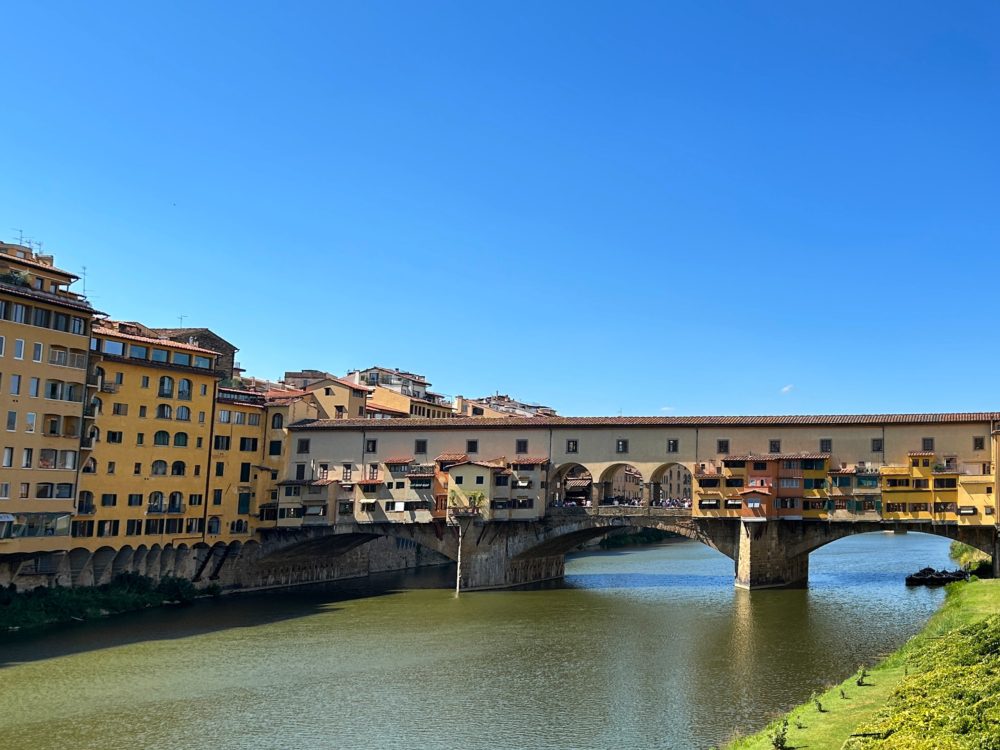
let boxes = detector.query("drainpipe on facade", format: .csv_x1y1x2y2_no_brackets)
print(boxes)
202,377,219,541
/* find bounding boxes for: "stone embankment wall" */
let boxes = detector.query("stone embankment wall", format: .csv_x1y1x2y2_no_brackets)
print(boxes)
0,536,452,592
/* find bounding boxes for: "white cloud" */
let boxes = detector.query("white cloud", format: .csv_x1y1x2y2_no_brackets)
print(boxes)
780,384,794,394
660,406,675,412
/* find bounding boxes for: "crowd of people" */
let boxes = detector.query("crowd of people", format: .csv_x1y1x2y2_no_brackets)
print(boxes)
549,497,692,509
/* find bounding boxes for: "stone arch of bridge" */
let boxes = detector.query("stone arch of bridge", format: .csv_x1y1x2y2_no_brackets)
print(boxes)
511,515,737,563
784,523,997,561
254,523,458,567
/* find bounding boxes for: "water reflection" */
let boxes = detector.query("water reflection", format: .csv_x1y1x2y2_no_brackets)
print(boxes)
0,532,953,750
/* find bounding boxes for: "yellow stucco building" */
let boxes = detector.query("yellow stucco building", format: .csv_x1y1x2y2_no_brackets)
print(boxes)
0,243,97,553
75,322,222,551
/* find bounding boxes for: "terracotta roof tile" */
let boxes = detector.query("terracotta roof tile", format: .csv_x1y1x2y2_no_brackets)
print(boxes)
384,457,414,465
508,456,550,465
93,326,218,355
291,413,1000,431
435,453,468,462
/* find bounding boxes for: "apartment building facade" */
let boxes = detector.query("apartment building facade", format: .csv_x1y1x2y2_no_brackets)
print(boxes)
0,243,97,552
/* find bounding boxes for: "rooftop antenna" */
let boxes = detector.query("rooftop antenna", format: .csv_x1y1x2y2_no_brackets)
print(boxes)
178,314,187,327
10,228,25,245
81,265,88,295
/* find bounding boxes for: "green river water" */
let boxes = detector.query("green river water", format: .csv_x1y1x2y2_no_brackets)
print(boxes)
0,532,953,749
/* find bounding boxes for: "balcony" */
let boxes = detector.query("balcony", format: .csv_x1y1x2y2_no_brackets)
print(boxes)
76,504,96,515
100,382,119,393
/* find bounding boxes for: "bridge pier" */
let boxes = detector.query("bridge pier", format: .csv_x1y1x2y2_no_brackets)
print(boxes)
735,521,809,589
461,550,565,590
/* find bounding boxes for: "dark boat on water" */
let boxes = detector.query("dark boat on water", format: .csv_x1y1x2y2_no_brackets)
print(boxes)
905,567,969,586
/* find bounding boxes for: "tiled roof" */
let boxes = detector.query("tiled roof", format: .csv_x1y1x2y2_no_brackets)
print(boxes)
291,413,1000,431
724,452,831,462
384,457,413,465
738,487,772,496
448,460,508,471
0,281,100,314
435,453,468,463
508,456,550,465
907,450,936,456
564,478,592,489
366,404,410,416
0,249,79,279
829,467,857,474
93,326,218,355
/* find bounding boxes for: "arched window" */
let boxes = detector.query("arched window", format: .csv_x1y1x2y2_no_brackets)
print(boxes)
78,490,94,511
91,397,102,415
158,376,174,398
178,379,192,400
94,367,105,386
82,457,97,474
207,517,221,535
149,491,164,511
176,406,191,421
88,426,100,443
271,413,284,429
156,404,172,419
173,432,188,447
170,460,186,476
168,491,183,511
151,460,167,475
154,430,170,446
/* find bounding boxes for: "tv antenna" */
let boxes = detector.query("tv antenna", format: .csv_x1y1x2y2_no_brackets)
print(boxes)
178,314,187,327
10,228,25,245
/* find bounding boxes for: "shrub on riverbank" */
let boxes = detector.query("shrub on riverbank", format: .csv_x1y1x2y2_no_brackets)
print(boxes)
950,541,992,576
843,613,1000,749
0,574,216,630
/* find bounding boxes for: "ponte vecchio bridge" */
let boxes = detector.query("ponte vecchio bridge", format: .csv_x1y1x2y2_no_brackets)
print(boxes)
222,412,1000,591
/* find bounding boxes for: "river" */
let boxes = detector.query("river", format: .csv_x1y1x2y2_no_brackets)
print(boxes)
0,531,954,750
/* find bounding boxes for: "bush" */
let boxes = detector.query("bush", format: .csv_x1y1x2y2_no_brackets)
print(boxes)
847,614,1000,748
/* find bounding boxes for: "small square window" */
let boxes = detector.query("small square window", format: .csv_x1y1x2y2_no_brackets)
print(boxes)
515,439,528,454
365,439,377,453
872,438,884,453
415,439,427,454
974,436,986,451
769,440,781,453
666,439,679,453
566,439,578,454
717,439,729,454
466,440,478,454
922,437,934,452
616,439,629,454
475,475,484,485
455,475,464,485
819,439,832,453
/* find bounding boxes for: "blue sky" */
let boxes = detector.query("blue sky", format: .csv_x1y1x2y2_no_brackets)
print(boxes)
2,2,997,416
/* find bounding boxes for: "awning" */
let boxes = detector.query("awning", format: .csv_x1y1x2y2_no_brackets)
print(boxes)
0,514,14,522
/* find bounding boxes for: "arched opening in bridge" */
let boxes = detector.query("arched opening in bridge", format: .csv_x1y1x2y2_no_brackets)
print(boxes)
650,463,693,509
552,463,593,507
598,463,645,506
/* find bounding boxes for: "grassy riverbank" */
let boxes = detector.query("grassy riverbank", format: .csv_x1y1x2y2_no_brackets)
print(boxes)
0,573,217,630
724,579,1000,750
